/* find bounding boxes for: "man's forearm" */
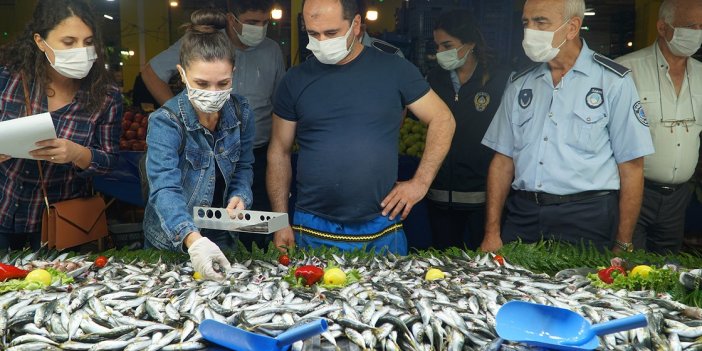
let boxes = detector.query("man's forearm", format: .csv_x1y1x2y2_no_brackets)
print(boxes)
266,150,292,213
616,157,645,243
142,64,175,105
485,153,514,235
413,111,455,187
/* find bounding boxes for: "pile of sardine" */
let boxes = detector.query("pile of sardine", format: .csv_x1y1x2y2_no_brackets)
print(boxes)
1,249,702,351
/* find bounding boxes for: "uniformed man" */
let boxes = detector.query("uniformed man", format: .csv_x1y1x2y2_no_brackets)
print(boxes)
615,0,702,254
355,0,404,57
480,0,655,253
359,28,404,57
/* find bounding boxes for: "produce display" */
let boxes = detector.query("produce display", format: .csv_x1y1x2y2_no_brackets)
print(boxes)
0,246,701,351
119,109,149,152
399,117,427,158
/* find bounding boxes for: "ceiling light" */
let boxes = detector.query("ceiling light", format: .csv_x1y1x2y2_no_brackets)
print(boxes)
584,11,595,16
103,14,113,20
366,10,378,21
170,1,178,7
271,8,283,20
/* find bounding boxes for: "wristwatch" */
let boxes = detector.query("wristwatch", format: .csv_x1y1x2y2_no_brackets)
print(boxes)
615,240,634,252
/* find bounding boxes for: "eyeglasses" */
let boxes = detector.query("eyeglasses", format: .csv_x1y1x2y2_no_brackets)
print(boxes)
655,48,697,133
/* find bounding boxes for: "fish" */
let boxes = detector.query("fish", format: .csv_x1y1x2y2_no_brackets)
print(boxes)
0,248,696,351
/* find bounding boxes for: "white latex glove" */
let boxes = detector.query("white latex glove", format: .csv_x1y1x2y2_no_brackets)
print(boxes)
187,237,232,281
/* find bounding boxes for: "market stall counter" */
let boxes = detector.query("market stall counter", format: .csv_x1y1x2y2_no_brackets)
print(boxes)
0,245,701,351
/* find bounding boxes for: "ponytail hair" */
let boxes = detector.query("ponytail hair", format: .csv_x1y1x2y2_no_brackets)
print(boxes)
179,9,235,69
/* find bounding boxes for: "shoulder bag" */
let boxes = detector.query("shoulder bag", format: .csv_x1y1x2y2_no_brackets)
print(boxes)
20,72,111,250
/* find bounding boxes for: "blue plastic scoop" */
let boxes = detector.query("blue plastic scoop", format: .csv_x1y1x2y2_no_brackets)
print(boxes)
495,301,648,350
199,318,328,351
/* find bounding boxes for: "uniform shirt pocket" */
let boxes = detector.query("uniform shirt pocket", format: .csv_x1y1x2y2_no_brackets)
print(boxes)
639,91,659,125
569,109,608,155
511,109,534,151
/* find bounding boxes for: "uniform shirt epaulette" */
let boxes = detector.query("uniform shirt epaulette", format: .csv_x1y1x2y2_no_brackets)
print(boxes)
593,53,630,77
370,39,400,55
510,64,540,83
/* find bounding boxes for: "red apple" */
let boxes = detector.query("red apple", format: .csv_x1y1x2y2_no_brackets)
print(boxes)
125,130,137,140
130,122,140,131
137,127,146,140
119,140,129,149
123,111,134,121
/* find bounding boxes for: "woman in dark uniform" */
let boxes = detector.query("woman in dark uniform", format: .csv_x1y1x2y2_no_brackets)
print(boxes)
426,10,511,250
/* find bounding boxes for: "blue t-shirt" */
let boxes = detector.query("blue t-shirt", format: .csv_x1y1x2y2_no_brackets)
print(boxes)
275,48,430,223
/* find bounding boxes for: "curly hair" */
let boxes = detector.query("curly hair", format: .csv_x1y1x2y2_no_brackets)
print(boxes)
0,0,115,113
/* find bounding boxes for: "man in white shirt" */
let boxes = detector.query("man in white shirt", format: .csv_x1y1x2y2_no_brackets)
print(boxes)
615,0,702,254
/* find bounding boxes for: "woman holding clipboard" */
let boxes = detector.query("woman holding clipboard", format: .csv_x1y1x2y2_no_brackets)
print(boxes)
0,0,121,249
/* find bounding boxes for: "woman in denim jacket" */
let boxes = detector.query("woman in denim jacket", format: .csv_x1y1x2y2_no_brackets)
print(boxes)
143,9,255,281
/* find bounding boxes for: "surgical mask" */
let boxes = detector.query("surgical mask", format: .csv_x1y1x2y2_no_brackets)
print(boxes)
233,16,267,47
522,19,571,62
306,23,356,65
43,41,97,79
436,45,472,71
179,67,232,113
667,25,702,57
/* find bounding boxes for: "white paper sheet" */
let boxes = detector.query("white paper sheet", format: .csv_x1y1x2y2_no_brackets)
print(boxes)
0,113,57,159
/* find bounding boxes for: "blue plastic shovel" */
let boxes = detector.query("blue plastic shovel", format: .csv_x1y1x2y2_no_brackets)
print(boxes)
495,301,648,351
199,318,328,351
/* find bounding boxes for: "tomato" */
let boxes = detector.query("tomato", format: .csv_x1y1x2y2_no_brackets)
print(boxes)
94,256,108,268
278,254,290,266
597,265,626,284
494,255,505,266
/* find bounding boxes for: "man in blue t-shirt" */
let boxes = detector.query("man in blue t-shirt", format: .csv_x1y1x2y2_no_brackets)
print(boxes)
268,0,455,255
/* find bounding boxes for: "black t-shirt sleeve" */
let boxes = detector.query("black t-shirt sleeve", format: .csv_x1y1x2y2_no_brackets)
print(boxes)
396,58,431,106
273,74,298,121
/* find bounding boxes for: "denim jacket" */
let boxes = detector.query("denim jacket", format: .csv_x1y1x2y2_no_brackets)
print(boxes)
142,90,255,251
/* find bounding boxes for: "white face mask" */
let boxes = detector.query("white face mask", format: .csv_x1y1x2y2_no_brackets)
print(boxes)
179,68,232,114
436,45,472,71
233,16,267,47
667,25,702,57
43,41,97,79
522,19,571,63
306,23,356,65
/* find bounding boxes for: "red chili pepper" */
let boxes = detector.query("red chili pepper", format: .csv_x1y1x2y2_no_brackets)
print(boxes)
0,263,29,281
494,255,505,266
294,265,324,286
94,256,108,268
278,254,291,266
597,265,626,284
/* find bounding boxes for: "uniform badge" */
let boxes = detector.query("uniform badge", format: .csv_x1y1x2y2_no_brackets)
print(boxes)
518,89,532,109
633,101,648,126
586,88,603,109
474,92,490,112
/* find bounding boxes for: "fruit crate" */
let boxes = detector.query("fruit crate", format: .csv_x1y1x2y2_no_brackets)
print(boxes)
108,222,143,249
